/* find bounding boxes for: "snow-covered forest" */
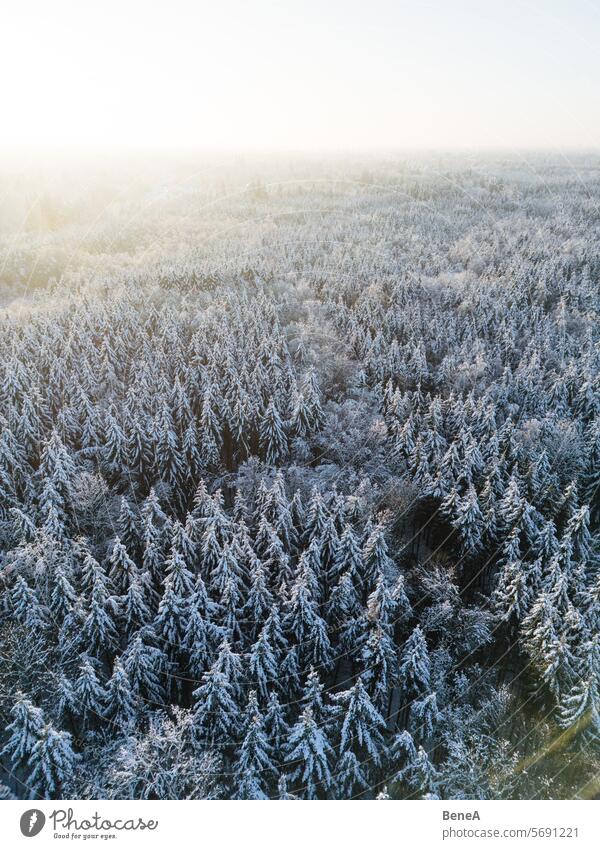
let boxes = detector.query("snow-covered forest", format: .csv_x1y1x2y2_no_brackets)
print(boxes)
1,153,599,800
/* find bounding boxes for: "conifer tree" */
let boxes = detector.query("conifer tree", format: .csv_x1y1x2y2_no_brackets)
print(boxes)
334,677,387,786
361,622,398,712
409,691,440,743
81,564,120,655
154,580,188,652
122,631,166,705
117,496,140,557
244,559,275,642
192,664,240,748
10,576,47,630
302,368,325,431
398,626,431,700
106,658,138,729
123,573,152,634
233,692,275,799
259,400,288,465
284,707,334,800
492,528,532,623
1,694,45,767
28,724,79,799
559,636,600,735
74,655,106,727
108,537,138,596
453,485,484,556
248,625,279,701
265,691,289,761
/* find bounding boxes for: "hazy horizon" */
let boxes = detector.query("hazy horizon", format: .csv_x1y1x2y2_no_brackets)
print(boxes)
3,0,600,153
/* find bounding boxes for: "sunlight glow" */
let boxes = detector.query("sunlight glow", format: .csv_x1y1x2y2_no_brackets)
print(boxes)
2,0,600,152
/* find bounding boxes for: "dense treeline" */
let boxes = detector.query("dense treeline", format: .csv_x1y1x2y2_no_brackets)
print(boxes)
1,156,599,800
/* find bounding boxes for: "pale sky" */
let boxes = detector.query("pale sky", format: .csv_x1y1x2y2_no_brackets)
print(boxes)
2,0,600,151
